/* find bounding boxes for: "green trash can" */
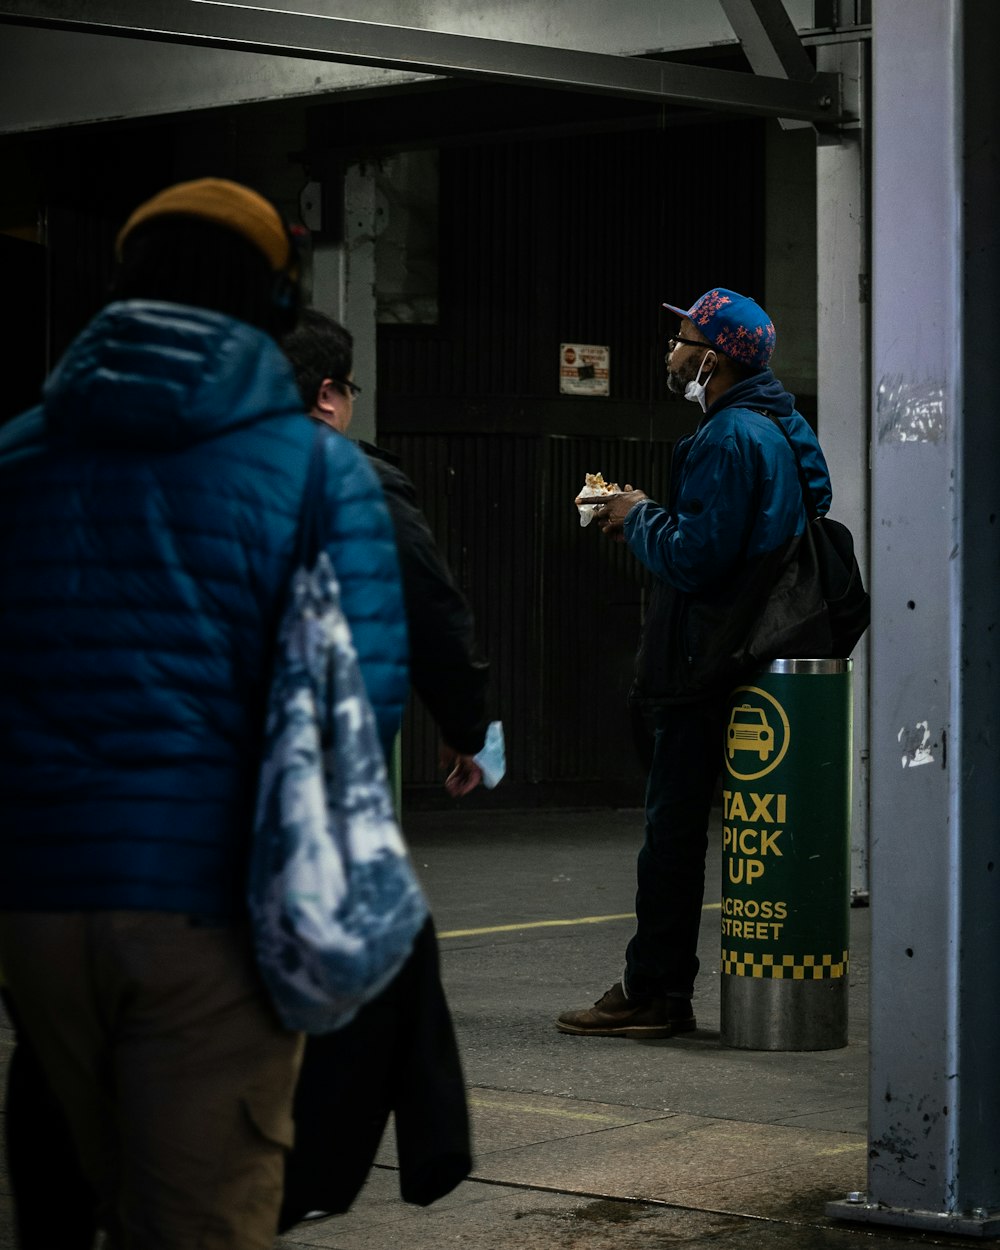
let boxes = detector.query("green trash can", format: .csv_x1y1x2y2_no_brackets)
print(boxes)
719,658,852,1051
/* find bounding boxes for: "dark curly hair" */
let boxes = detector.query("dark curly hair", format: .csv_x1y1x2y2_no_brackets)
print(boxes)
282,308,354,410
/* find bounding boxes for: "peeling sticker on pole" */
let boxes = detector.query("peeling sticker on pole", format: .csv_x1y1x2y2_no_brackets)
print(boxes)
876,375,946,443
898,721,934,768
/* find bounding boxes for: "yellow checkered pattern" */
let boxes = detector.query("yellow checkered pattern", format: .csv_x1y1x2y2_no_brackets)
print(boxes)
720,949,849,979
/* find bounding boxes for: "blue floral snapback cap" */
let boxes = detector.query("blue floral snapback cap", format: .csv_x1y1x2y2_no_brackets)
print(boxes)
663,288,775,370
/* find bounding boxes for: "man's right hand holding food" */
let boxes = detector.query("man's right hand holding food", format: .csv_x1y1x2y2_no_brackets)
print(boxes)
588,490,646,540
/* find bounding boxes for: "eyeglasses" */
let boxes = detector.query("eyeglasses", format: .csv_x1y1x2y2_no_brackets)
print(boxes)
331,377,362,399
666,336,708,353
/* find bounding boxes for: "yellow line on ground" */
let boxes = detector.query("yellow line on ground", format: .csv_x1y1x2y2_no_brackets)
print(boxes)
467,1097,624,1123
438,902,720,940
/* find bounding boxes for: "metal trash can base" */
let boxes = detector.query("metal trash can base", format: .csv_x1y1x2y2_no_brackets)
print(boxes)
721,975,848,1051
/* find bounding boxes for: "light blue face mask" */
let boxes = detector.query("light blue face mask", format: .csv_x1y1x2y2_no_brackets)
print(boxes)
474,721,506,789
684,350,717,413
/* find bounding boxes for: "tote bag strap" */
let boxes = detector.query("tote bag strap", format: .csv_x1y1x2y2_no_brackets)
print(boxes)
262,428,330,688
294,427,331,569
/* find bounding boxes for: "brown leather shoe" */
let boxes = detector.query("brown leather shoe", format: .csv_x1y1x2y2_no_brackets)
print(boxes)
556,981,696,1038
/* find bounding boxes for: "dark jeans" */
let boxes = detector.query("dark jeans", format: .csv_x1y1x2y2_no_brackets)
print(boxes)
624,696,728,1001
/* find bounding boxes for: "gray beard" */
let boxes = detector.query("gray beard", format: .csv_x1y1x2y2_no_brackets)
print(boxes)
666,368,688,395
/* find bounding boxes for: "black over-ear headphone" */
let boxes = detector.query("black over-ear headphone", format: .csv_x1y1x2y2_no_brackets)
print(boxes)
270,222,308,336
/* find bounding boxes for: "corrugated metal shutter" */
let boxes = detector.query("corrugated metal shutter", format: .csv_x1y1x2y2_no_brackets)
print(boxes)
379,119,766,803
382,429,674,804
380,122,765,404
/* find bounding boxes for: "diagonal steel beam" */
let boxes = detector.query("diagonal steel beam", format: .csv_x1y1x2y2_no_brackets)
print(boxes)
719,0,817,81
719,0,819,130
0,0,843,124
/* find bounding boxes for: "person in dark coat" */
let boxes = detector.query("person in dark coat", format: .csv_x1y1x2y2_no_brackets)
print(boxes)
277,308,488,1229
284,307,491,794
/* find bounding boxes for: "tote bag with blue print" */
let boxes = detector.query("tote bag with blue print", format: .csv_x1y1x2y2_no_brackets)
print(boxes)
248,432,427,1034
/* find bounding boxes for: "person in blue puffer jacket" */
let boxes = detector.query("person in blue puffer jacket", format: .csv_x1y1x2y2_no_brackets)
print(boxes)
0,178,408,1250
557,289,833,1042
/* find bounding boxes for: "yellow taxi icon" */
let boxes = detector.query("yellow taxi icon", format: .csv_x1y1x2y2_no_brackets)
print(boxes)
727,703,775,761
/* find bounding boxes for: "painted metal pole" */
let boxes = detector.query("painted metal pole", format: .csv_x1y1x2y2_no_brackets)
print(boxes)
828,0,1000,1234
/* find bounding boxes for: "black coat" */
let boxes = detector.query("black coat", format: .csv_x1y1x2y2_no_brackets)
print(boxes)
361,443,491,755
278,444,484,1230
278,918,471,1229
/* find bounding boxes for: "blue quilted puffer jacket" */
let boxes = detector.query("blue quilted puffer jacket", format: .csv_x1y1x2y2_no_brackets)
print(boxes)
0,301,408,918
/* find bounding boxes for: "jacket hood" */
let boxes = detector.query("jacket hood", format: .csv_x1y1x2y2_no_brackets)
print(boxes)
702,366,832,515
706,368,794,421
43,300,302,451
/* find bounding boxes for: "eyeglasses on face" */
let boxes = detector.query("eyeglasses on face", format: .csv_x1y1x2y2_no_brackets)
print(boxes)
666,335,708,353
331,377,362,399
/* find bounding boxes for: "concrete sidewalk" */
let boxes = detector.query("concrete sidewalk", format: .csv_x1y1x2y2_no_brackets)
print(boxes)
274,806,966,1250
0,806,976,1248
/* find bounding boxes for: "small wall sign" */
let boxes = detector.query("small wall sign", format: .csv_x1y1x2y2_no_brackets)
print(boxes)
560,343,610,396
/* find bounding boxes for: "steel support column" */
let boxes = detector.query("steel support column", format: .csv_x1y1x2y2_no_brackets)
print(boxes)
828,0,1000,1233
342,162,377,447
815,29,870,898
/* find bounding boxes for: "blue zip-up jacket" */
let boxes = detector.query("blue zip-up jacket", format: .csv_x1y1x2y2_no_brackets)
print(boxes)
0,301,408,917
625,370,832,703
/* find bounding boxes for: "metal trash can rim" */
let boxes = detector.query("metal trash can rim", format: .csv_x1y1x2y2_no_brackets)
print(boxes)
764,658,851,675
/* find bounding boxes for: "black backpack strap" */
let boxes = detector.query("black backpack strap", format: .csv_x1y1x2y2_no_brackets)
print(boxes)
751,408,819,522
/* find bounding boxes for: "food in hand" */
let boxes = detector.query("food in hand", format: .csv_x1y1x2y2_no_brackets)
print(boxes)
576,471,621,526
580,472,620,496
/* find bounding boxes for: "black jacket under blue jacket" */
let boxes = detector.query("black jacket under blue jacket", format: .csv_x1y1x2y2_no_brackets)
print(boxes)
0,301,408,917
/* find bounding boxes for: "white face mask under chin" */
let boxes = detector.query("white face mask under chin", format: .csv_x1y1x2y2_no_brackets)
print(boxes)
684,351,716,413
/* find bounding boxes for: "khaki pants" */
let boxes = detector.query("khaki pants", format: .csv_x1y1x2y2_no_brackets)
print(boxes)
0,911,304,1250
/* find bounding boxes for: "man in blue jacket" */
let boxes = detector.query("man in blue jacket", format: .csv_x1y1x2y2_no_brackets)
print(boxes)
0,178,408,1247
558,289,832,1040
